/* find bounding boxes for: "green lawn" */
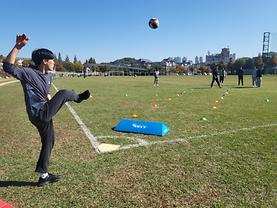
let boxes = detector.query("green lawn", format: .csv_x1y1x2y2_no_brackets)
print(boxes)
0,75,276,207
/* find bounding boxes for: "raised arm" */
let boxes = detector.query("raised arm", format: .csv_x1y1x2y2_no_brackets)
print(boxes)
4,34,30,64
3,34,30,80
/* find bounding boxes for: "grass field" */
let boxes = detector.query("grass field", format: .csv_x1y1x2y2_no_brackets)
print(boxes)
0,75,276,207
0,78,14,83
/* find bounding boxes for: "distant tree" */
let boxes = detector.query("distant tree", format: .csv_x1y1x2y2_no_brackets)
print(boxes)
22,59,33,67
111,57,137,66
73,56,78,64
90,65,96,71
0,55,4,62
218,60,226,70
269,54,277,67
175,65,186,74
55,62,65,71
227,58,235,74
88,57,96,64
63,62,74,72
199,65,208,74
65,55,70,63
244,58,255,69
73,61,83,71
58,52,63,63
254,53,264,69
234,58,246,71
99,65,108,73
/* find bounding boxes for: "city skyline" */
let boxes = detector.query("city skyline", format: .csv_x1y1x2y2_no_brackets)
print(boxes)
1,0,277,63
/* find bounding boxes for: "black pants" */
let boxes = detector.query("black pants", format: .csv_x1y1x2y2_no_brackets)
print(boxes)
32,89,78,173
238,76,243,86
219,76,224,84
211,76,220,88
154,77,159,85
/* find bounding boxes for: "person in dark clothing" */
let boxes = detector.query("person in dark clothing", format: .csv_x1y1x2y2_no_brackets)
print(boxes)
83,67,87,79
252,67,257,87
256,67,263,87
3,34,91,186
219,67,226,85
210,65,221,88
238,66,244,86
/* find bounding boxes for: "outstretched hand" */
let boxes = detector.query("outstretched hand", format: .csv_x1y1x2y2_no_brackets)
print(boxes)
15,34,29,50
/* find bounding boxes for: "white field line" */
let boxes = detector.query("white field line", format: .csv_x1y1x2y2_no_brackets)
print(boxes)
0,80,19,86
98,123,277,151
95,135,148,144
119,138,188,150
52,84,100,153
96,135,140,140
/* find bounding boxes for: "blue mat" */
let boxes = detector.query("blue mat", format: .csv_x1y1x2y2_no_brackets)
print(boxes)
114,119,170,136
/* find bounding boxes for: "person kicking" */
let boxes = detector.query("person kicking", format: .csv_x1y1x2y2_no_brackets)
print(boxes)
3,34,91,186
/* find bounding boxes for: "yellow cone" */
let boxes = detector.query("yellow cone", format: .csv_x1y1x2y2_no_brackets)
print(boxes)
152,103,159,108
131,114,138,118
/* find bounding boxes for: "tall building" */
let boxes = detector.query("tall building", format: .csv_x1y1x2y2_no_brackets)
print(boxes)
205,53,221,64
161,57,176,67
221,48,229,58
174,56,182,64
221,48,230,63
230,53,236,61
199,56,203,64
195,56,199,64
205,47,236,64
182,56,187,63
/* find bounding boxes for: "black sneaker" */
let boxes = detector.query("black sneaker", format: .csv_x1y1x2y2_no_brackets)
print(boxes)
76,90,91,103
38,173,61,187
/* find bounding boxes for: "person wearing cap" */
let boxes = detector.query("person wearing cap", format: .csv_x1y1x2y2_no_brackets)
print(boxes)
3,34,91,186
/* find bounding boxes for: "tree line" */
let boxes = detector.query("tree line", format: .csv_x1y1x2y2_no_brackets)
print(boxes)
1,52,277,75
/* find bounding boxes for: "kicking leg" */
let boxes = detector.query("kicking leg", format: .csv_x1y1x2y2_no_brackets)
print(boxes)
40,89,90,122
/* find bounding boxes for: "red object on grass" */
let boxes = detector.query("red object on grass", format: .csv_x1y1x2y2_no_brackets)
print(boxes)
0,200,14,208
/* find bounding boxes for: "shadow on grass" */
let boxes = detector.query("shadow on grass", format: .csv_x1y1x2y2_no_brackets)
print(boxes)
191,87,212,90
232,86,256,89
0,181,37,187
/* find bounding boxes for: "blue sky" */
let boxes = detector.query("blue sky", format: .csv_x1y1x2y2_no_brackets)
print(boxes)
1,0,277,63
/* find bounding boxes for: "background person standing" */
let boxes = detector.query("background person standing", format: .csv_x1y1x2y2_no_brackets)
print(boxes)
153,69,159,87
238,66,244,86
210,65,221,88
256,67,263,87
252,67,257,87
219,67,226,85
